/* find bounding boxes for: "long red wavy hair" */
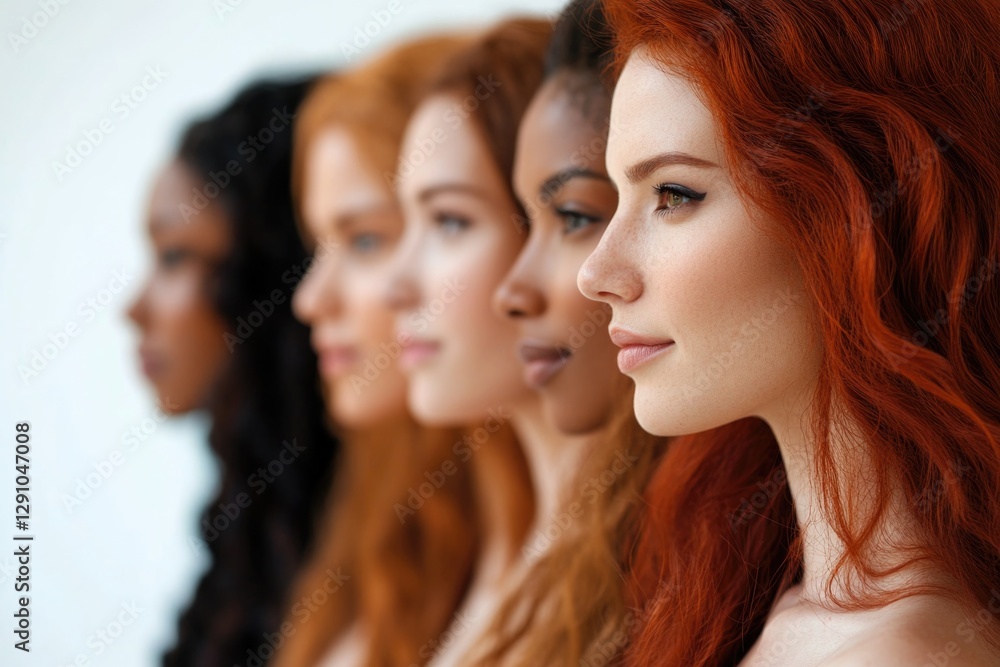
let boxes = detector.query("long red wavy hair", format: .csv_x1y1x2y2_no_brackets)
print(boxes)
604,0,1000,664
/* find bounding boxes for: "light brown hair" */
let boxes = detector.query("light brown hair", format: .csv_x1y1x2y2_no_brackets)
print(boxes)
273,33,487,667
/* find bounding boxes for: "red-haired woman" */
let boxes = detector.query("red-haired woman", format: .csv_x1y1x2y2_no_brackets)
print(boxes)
581,0,1000,664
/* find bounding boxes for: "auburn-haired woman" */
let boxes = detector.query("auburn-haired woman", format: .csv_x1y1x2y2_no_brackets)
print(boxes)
582,0,1000,664
271,34,482,667
128,76,340,667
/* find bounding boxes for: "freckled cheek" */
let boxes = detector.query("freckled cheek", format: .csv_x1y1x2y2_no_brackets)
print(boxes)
682,230,801,373
649,230,757,350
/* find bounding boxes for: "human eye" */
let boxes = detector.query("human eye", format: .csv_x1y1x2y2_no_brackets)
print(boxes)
158,247,192,268
556,207,602,235
653,183,707,216
434,211,471,235
349,232,384,254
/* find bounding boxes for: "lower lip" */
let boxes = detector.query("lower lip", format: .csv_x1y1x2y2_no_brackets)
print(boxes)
320,350,357,376
523,356,569,389
400,342,440,370
139,352,162,379
617,342,674,373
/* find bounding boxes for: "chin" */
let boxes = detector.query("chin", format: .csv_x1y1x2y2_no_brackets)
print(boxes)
632,385,690,437
327,388,406,429
546,399,612,436
408,392,464,427
155,388,193,416
406,375,482,427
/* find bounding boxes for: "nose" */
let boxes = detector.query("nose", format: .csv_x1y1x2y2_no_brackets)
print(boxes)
494,234,547,319
127,279,151,329
292,251,341,325
578,211,643,304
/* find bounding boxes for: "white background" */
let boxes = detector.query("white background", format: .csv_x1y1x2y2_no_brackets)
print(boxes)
0,0,565,664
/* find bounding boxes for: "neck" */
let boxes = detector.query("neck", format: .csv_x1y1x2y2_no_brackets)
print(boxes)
762,388,936,603
510,398,590,530
467,402,534,581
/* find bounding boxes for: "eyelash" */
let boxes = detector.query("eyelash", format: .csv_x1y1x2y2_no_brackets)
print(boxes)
349,232,383,254
158,248,191,268
556,208,601,235
653,183,707,216
434,211,471,234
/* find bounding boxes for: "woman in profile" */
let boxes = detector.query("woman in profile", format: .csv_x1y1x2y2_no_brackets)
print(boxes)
478,2,675,663
271,33,484,667
127,76,340,667
581,0,1000,664
386,12,669,665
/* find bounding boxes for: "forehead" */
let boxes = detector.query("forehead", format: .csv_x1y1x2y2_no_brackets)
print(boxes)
608,49,723,173
303,126,391,228
149,161,229,236
398,94,500,197
516,77,610,180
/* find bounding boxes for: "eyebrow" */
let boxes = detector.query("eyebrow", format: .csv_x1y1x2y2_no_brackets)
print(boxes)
417,183,497,206
151,213,193,233
539,168,609,199
624,151,719,184
333,204,398,231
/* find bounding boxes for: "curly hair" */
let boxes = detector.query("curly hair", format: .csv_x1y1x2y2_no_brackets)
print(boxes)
162,75,341,667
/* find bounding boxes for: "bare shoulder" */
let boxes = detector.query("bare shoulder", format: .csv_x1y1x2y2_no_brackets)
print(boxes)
823,596,1000,667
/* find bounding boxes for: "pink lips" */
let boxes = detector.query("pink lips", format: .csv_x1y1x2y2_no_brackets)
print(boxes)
518,341,571,389
317,345,358,377
609,327,674,373
400,339,441,370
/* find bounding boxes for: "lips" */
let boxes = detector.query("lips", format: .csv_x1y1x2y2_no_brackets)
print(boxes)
138,345,165,380
317,345,358,377
518,340,572,389
609,327,674,373
399,338,441,370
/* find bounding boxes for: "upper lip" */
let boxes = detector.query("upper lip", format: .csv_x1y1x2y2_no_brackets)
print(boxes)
608,326,673,348
517,339,571,364
311,333,356,355
399,334,438,348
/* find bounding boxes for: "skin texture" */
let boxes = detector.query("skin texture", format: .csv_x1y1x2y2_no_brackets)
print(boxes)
128,161,231,414
386,94,533,425
387,93,583,667
292,126,410,428
495,76,622,435
580,49,1000,667
578,51,817,438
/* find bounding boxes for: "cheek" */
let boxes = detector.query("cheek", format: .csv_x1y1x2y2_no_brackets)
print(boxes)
346,265,396,342
153,274,218,342
438,237,521,346
555,247,605,324
655,209,796,345
649,208,814,422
